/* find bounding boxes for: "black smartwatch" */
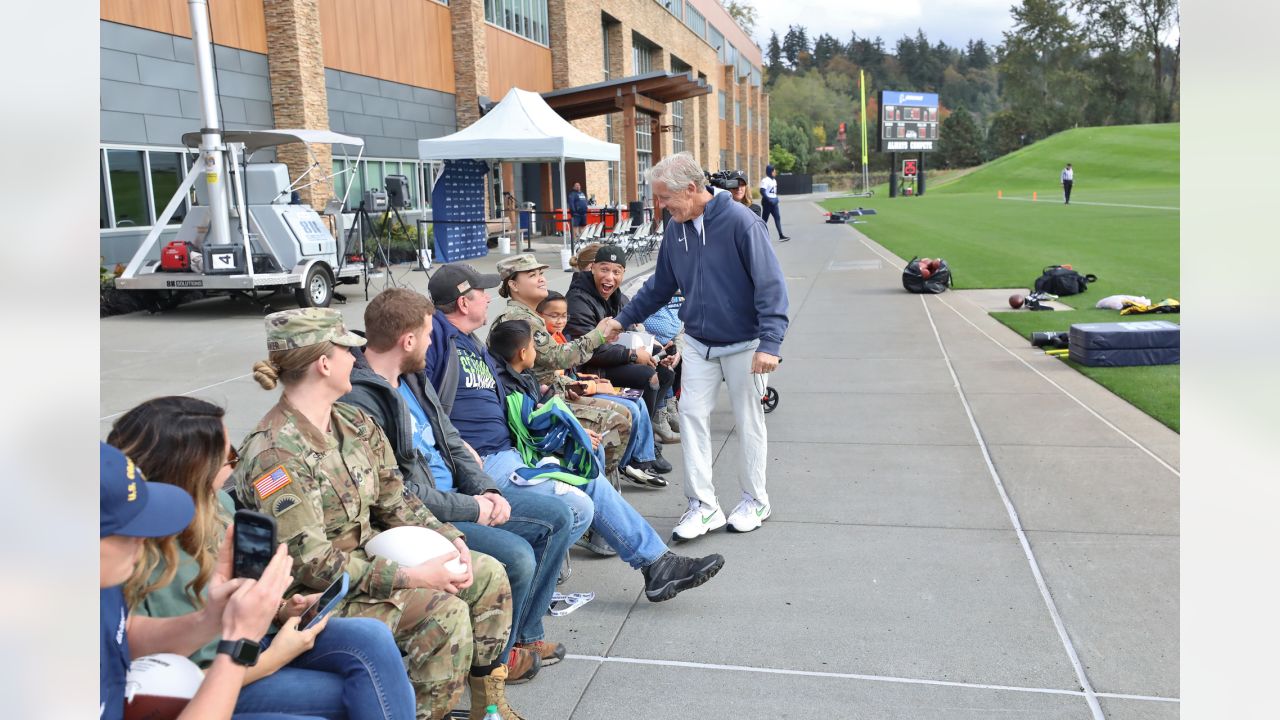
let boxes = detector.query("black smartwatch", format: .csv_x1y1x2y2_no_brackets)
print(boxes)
216,638,262,667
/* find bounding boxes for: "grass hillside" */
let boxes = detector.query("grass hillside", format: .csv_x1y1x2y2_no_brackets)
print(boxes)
821,124,1180,430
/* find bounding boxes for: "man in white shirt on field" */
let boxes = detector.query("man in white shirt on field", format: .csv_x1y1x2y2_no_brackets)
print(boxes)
1061,163,1074,204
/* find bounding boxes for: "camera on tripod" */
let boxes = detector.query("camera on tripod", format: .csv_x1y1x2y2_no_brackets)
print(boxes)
708,169,747,191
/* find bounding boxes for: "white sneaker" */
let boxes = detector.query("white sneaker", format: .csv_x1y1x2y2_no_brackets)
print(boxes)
672,499,726,541
727,494,771,533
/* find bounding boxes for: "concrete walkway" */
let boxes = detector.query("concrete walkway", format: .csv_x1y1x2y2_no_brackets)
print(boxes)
99,195,1178,719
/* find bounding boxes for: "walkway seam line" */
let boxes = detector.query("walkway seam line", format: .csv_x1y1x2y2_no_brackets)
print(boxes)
918,292,1105,720
99,373,253,421
846,230,1178,477
563,654,1179,703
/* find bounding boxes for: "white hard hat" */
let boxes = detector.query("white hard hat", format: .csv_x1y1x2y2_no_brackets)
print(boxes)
366,526,466,574
125,653,204,720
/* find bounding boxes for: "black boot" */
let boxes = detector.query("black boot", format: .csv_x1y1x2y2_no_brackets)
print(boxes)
649,444,673,474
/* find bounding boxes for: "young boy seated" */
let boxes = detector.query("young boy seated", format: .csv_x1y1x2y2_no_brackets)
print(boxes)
537,291,668,483
485,319,725,602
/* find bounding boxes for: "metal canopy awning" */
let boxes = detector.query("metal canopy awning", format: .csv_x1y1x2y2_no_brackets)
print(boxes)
542,72,711,205
542,71,711,121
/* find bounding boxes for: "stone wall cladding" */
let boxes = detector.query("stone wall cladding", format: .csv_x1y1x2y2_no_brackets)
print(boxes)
264,0,332,208
101,21,273,147
451,0,489,129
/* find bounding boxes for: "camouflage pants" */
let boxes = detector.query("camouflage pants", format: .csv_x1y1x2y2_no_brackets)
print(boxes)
341,551,512,720
569,396,631,472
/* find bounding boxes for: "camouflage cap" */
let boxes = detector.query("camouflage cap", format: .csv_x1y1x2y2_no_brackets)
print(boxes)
264,308,367,352
496,253,550,279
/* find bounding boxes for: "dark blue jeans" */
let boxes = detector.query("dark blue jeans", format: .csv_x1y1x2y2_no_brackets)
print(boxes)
455,488,575,651
234,617,416,720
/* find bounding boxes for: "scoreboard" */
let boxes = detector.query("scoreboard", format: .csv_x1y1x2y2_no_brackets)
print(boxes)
879,91,939,152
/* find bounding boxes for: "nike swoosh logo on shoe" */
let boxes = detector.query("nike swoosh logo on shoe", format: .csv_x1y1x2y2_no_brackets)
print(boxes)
755,506,768,517
701,512,719,524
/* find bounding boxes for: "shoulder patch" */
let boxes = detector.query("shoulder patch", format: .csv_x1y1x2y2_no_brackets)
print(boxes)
271,493,302,516
253,464,293,500
534,329,550,345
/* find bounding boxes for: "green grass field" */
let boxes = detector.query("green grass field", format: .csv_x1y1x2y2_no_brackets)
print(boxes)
821,123,1180,431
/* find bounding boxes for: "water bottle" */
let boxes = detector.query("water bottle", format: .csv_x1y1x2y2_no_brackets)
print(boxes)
482,704,502,720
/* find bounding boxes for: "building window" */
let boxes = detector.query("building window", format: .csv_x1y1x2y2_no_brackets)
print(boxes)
636,116,653,204
602,22,611,80
709,25,725,64
606,113,618,204
685,5,705,38
718,91,726,120
719,149,729,172
334,158,425,211
148,152,189,226
100,145,202,230
632,35,654,74
486,0,548,45
734,100,740,126
671,100,685,154
656,0,683,19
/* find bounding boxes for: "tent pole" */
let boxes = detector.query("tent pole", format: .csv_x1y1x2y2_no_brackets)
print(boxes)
559,158,570,251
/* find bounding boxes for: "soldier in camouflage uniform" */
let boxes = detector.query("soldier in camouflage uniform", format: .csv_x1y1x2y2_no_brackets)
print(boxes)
489,254,648,486
231,308,524,720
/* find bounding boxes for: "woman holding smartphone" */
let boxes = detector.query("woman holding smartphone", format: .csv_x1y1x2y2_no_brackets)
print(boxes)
109,396,416,720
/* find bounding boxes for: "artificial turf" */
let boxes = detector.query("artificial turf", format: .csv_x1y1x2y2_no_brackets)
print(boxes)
821,123,1180,431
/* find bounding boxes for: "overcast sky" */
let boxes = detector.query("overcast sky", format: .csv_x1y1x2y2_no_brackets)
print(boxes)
747,0,1022,51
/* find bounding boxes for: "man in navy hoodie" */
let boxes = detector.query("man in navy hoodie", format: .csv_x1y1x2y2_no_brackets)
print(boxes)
608,152,790,542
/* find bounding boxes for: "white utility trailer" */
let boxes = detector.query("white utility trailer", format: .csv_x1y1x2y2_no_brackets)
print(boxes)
113,128,368,308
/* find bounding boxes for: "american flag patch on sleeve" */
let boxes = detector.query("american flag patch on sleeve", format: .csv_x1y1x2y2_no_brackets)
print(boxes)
254,465,293,499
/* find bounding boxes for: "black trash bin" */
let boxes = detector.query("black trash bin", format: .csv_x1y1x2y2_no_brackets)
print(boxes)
627,200,645,224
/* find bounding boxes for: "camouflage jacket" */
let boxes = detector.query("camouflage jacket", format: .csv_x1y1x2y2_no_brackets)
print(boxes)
490,300,606,385
232,396,462,601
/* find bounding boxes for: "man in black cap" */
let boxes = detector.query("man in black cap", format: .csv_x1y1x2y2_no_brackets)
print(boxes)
99,442,296,720
565,244,678,440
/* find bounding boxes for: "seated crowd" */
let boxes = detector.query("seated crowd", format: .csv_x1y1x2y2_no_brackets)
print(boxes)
101,251,718,720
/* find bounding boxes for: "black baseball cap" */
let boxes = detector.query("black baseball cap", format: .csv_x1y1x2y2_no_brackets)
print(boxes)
593,245,627,268
428,263,501,305
100,442,194,539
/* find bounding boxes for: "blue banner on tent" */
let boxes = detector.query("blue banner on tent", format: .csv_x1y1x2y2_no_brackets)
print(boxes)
431,159,489,263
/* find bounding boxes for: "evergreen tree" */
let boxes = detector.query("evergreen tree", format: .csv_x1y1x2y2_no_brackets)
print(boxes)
813,34,843,71
782,25,804,69
938,106,985,167
766,31,784,85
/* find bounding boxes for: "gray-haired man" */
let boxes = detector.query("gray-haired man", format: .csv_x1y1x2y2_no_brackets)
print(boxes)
605,152,790,541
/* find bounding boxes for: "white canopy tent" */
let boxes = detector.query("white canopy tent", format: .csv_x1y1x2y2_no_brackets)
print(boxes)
418,87,621,250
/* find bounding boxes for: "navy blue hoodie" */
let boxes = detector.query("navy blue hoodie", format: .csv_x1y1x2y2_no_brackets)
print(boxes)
615,191,789,356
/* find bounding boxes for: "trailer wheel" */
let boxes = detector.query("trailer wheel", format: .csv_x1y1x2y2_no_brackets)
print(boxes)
296,266,333,308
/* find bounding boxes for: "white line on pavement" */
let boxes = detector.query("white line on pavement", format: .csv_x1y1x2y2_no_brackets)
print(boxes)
848,232,1178,477
998,197,1179,211
918,293,1106,720
563,654,1179,704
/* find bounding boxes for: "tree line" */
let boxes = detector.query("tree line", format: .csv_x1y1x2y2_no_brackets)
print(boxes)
764,0,1179,174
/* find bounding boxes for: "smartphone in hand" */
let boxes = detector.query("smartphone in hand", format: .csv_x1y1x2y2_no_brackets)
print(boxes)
233,510,277,580
298,573,349,630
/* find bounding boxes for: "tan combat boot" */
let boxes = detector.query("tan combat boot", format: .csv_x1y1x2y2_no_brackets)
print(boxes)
653,407,680,444
664,397,681,432
468,664,525,720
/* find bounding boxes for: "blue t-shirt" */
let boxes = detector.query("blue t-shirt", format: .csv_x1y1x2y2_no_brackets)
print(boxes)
100,586,130,720
397,382,456,492
448,333,514,456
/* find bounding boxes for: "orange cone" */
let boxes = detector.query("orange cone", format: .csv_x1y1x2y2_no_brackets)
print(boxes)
998,190,1003,198
1033,191,1038,201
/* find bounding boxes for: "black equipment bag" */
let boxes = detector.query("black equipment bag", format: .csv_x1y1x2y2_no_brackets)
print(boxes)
902,257,952,294
1034,265,1097,296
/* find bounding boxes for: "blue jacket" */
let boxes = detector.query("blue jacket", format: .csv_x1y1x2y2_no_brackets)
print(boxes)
424,310,508,414
615,191,789,356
